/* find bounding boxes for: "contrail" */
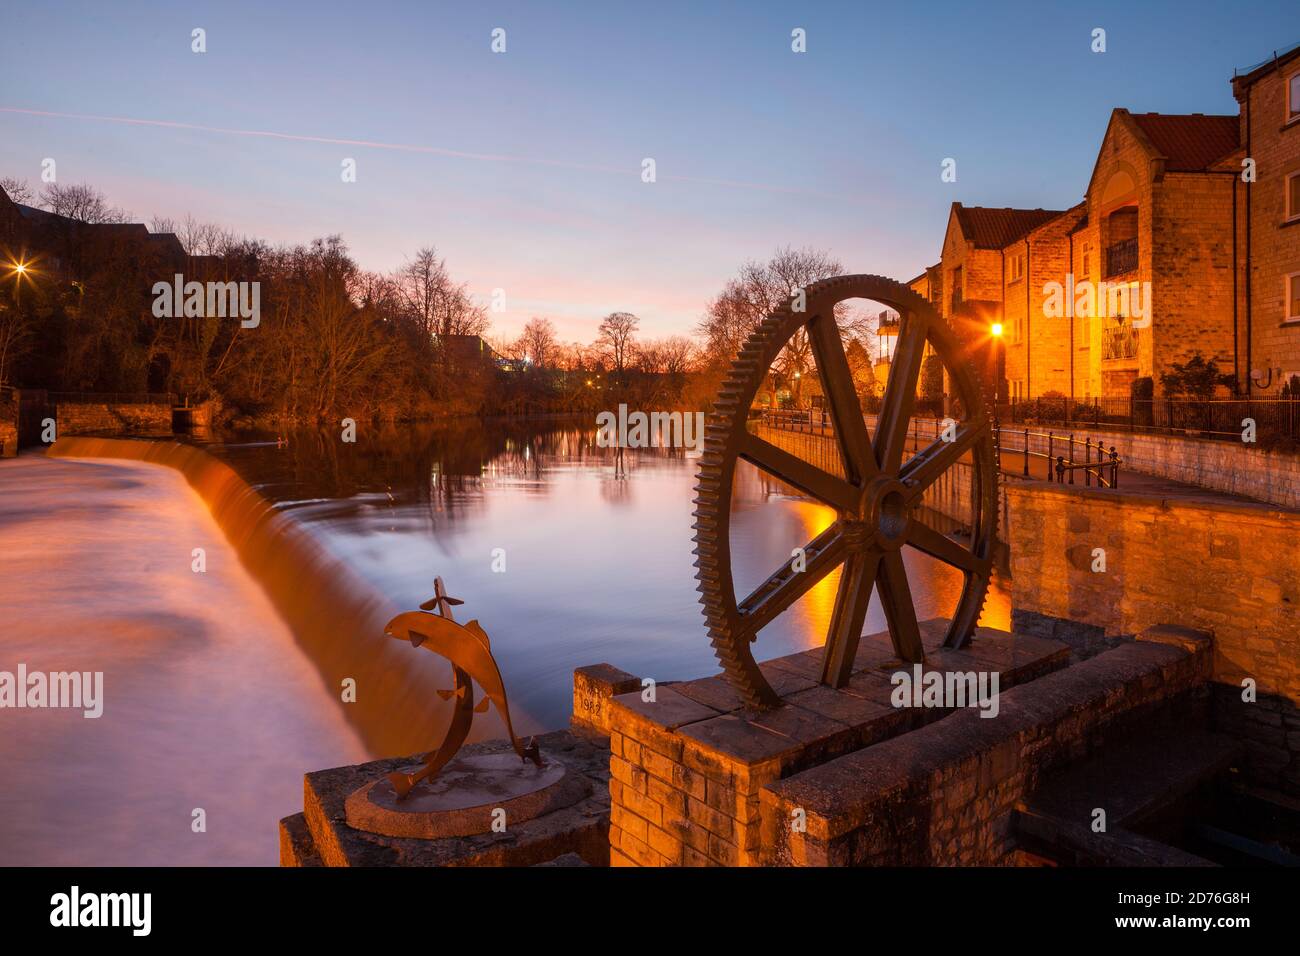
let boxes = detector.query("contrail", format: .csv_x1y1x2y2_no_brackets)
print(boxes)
0,106,875,205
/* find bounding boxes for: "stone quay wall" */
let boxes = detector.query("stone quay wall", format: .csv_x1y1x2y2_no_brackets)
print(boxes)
55,402,173,437
1032,424,1300,511
761,631,1210,866
1006,481,1300,796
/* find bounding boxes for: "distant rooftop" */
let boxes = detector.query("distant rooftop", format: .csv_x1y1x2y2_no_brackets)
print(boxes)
953,205,1065,249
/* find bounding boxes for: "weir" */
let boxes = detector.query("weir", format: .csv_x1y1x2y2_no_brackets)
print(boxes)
46,437,529,759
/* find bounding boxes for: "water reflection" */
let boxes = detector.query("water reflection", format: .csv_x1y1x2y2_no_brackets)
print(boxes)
206,419,1009,733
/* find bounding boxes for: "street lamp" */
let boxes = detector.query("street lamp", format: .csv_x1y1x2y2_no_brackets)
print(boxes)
6,258,32,310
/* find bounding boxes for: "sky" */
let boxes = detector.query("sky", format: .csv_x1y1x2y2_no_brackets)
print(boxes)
1,1,1296,343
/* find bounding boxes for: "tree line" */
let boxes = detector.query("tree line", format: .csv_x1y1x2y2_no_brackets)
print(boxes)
0,177,882,425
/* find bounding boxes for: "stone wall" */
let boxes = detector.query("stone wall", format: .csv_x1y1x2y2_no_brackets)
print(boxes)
1005,480,1300,795
994,421,1299,510
604,623,1070,866
55,402,173,437
760,632,1210,865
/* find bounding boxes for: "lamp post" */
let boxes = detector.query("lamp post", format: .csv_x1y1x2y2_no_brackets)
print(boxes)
989,321,1004,438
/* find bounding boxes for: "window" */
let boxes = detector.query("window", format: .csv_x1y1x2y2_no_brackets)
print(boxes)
1289,71,1300,123
1288,171,1300,222
1288,273,1300,323
1008,253,1024,283
1082,243,1091,278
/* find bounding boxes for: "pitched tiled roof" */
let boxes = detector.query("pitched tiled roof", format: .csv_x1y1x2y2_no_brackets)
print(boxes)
953,205,1065,249
1127,113,1240,171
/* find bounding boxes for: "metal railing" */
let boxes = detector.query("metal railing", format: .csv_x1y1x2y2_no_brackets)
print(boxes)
1004,396,1300,444
1101,324,1139,361
757,408,832,434
756,409,1123,488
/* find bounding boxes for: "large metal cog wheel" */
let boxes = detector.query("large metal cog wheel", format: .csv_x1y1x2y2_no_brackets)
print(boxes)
692,274,999,710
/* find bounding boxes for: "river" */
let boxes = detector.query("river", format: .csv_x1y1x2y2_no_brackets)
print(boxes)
204,417,1011,736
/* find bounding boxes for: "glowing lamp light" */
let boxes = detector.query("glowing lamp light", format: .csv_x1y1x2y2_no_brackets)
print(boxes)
12,262,26,275
990,322,1004,338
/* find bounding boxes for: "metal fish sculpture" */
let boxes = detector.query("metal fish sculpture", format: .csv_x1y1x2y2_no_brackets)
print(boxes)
382,577,540,798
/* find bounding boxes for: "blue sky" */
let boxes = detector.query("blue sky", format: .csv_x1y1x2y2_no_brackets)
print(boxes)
1,1,1296,340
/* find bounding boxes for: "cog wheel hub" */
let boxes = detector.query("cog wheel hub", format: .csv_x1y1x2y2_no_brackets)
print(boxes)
691,274,1001,711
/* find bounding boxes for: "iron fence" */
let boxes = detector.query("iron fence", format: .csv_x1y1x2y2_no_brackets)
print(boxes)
757,409,1122,488
1004,396,1300,444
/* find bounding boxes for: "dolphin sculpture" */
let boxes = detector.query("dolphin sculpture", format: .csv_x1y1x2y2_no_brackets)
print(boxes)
382,577,540,798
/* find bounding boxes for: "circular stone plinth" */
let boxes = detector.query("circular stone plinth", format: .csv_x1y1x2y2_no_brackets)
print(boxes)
344,752,587,840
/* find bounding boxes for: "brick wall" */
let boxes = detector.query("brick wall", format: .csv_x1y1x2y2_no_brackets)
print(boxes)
1150,170,1239,387
1005,481,1298,696
1001,212,1078,399
1005,481,1300,794
760,634,1210,865
606,688,772,867
1236,63,1300,391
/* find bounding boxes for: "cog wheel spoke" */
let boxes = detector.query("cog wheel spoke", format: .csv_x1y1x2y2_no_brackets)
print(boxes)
906,520,990,575
692,275,997,711
807,306,877,485
875,310,928,474
900,422,985,498
877,550,924,662
737,431,858,512
820,548,882,687
737,524,848,634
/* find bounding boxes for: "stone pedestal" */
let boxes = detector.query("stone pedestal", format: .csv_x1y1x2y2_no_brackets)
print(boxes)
280,730,611,867
605,620,1070,866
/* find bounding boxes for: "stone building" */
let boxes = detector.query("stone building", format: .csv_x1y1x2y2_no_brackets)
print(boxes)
1232,43,1300,394
911,42,1300,402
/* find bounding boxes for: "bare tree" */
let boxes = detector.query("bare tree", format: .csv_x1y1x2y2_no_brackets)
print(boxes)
0,177,34,205
40,182,130,223
697,246,850,402
597,311,639,380
394,247,488,342
516,317,557,367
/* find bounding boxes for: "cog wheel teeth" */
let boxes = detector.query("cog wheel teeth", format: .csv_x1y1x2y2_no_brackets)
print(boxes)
693,274,997,710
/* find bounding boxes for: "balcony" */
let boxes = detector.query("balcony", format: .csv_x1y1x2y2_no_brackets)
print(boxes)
1105,238,1138,278
1101,324,1139,362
